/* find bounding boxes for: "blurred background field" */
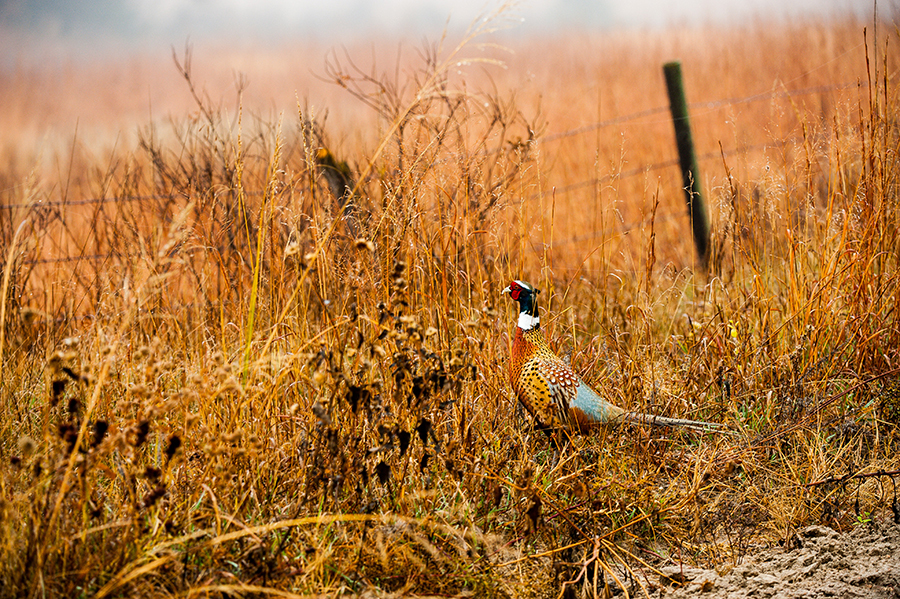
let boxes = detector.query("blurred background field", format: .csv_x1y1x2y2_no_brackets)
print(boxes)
0,14,878,297
1,2,899,597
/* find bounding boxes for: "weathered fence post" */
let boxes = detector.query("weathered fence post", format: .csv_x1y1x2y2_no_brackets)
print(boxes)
663,61,710,269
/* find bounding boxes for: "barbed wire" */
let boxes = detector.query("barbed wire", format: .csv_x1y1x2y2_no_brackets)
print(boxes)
539,106,670,145
538,80,864,145
526,135,799,204
0,192,177,212
25,254,113,266
0,189,267,212
691,80,864,111
16,243,226,267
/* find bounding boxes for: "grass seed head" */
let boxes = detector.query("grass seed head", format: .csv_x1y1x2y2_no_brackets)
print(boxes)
17,436,36,457
20,307,47,326
355,238,375,252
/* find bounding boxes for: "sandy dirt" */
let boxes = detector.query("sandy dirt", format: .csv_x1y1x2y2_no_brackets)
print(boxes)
661,521,900,598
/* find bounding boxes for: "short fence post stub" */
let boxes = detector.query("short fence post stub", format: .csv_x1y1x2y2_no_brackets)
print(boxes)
663,61,710,270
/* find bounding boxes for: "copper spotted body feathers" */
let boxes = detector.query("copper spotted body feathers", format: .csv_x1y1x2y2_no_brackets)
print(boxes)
502,280,722,433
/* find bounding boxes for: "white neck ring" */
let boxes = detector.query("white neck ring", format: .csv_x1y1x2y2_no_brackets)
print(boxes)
517,312,540,331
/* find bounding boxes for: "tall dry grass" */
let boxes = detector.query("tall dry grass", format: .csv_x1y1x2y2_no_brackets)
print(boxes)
0,9,899,597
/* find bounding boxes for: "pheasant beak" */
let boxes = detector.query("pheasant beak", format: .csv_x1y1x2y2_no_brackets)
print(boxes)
501,286,511,296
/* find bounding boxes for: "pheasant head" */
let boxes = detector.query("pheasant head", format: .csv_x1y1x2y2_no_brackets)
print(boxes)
502,280,541,331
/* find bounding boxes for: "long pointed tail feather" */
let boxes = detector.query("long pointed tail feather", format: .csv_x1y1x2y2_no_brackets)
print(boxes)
572,379,725,433
621,412,725,433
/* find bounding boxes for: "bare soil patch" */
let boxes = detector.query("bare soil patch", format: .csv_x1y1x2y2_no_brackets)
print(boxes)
664,521,900,598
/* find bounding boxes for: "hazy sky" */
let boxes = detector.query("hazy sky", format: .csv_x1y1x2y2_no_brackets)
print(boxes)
0,0,880,63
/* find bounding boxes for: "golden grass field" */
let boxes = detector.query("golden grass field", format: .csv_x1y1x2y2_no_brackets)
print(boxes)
1,8,899,597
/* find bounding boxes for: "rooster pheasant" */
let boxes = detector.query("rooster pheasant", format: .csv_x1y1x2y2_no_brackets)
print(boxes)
503,280,722,433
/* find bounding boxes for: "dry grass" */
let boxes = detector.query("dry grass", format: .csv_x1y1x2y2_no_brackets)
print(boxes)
1,8,899,598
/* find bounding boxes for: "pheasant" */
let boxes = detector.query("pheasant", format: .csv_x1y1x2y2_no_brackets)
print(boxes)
502,280,722,433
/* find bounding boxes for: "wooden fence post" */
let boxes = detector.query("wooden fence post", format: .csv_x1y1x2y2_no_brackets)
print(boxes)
663,61,710,269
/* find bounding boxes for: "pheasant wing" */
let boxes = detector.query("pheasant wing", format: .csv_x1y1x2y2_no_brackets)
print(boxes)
515,356,579,429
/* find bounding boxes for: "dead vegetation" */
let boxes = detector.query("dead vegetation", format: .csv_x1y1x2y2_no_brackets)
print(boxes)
0,7,899,598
